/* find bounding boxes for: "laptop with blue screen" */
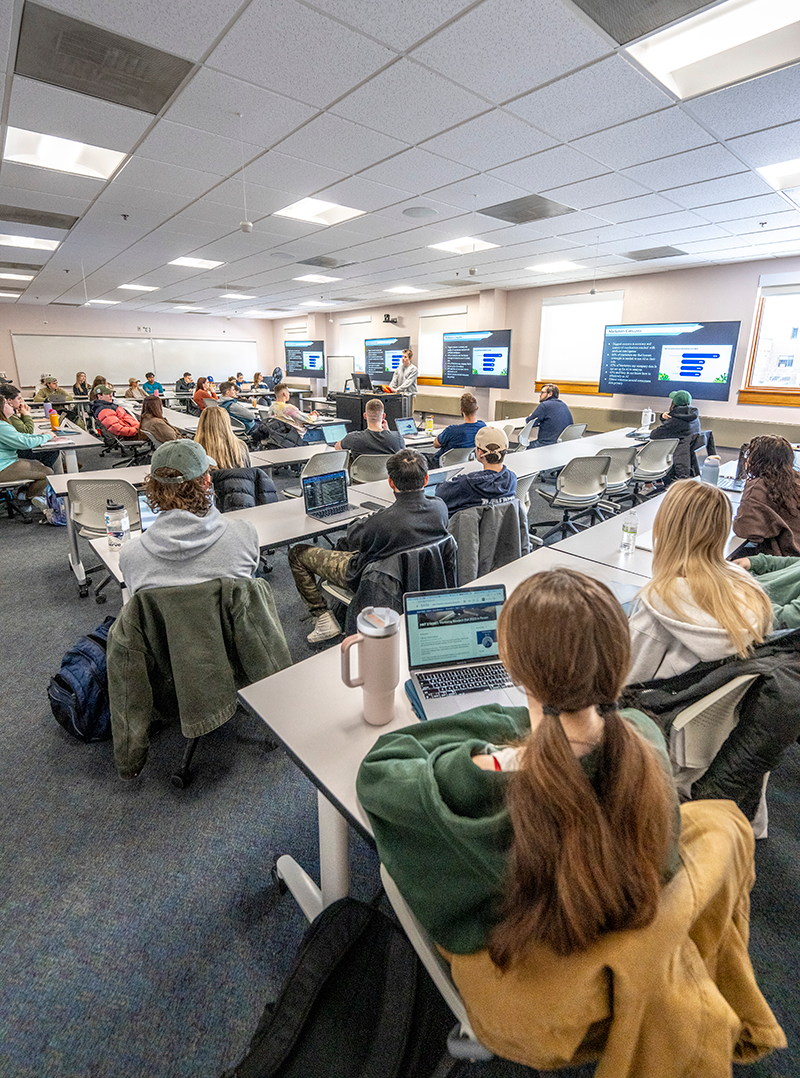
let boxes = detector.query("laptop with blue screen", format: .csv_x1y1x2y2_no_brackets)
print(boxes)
322,422,348,444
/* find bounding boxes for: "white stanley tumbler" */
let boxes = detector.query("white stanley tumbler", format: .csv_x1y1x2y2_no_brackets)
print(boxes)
340,607,401,725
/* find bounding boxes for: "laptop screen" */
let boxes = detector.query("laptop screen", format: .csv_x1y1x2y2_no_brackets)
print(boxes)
303,470,349,512
395,417,418,437
322,423,348,444
137,491,161,531
405,585,507,670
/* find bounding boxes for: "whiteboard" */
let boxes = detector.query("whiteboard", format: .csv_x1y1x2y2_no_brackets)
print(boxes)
326,355,356,394
11,334,259,389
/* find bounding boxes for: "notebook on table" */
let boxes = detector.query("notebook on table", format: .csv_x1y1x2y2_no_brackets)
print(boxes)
404,585,527,720
322,422,348,445
302,470,368,523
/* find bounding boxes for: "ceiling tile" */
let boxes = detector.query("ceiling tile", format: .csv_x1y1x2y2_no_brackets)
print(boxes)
136,120,260,176
589,192,683,223
489,145,607,191
302,0,477,51
114,155,223,198
686,62,800,141
572,108,713,170
727,120,800,170
420,109,557,171
274,114,409,174
92,184,191,218
428,173,529,211
163,69,316,147
0,161,104,200
207,0,396,109
375,196,469,226
331,59,487,144
41,0,244,61
721,209,800,236
622,209,713,236
410,0,609,104
505,56,673,141
243,152,348,198
0,184,91,217
542,172,649,210
8,78,152,152
697,192,792,223
622,144,745,190
203,179,296,216
358,149,476,195
314,176,409,212
664,171,774,208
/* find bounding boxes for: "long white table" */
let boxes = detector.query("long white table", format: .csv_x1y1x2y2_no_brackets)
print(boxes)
30,418,99,475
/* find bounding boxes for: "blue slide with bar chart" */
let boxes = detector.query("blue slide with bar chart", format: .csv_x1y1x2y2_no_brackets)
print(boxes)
442,329,511,388
598,321,740,401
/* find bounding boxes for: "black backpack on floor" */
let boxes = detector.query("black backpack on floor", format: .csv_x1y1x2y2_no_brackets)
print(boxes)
222,896,455,1078
47,616,116,742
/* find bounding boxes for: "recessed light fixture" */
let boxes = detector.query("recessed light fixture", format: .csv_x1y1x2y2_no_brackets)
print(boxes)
0,272,34,281
757,157,800,191
428,237,499,255
222,292,256,299
293,274,342,283
274,198,365,226
3,126,126,179
626,0,800,99
527,261,587,273
173,304,205,310
384,285,429,294
85,299,119,305
169,257,225,269
0,234,59,251
298,300,324,306
0,291,21,298
118,283,159,292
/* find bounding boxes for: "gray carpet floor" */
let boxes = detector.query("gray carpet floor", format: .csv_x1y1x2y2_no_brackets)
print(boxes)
0,441,796,1078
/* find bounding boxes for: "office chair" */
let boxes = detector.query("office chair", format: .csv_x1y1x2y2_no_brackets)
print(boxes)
0,478,32,521
557,422,587,442
516,419,538,449
629,438,679,503
283,449,349,498
448,500,530,585
513,471,538,513
439,446,475,467
594,445,638,516
67,477,142,603
531,455,610,544
96,419,152,467
349,453,393,484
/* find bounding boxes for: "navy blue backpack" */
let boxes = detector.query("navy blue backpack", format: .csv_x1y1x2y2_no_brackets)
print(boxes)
48,617,116,742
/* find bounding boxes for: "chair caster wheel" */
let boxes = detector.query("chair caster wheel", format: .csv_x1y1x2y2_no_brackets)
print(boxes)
95,594,107,604
271,861,288,894
170,771,189,789
78,585,89,598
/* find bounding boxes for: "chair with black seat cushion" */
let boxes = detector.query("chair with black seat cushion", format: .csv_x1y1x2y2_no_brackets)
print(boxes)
96,418,151,467
447,500,530,585
531,455,611,544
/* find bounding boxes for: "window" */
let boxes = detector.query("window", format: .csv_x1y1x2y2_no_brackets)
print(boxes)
538,291,624,394
743,288,800,403
418,309,468,383
335,318,372,370
283,322,308,340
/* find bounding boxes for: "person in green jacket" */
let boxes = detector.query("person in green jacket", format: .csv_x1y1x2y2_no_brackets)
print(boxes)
357,568,681,959
735,553,800,628
32,375,74,403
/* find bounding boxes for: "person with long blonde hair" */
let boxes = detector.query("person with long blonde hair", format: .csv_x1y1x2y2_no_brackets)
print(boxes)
628,480,772,683
358,569,679,959
194,405,250,470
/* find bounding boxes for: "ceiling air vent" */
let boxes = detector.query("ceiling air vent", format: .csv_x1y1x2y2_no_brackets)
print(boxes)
0,260,42,273
623,246,687,261
16,2,194,114
298,256,356,270
570,0,712,45
51,301,83,306
0,205,78,231
331,295,364,304
478,194,575,225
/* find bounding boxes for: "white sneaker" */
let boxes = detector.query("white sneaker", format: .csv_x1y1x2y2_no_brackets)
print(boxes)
30,495,48,511
307,610,342,643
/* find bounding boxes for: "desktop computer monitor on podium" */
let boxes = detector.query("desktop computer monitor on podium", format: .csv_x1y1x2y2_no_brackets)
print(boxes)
351,371,373,392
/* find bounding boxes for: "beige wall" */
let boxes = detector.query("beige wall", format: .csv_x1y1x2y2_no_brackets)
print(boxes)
0,304,275,387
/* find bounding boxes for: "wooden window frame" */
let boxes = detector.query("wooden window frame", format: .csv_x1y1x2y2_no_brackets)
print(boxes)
534,379,612,396
739,294,800,407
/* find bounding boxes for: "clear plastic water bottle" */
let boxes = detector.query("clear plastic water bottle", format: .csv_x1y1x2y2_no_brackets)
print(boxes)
701,455,720,486
105,499,130,549
620,509,639,554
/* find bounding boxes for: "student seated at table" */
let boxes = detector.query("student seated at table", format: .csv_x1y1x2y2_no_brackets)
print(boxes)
267,383,322,442
288,448,448,643
357,568,680,957
125,377,147,400
431,391,485,466
142,372,164,396
0,388,56,509
525,383,573,446
195,405,250,467
336,398,403,455
89,374,110,401
252,372,264,390
649,390,701,482
437,426,517,516
0,384,61,470
119,441,259,595
217,380,272,442
733,435,800,557
733,552,800,629
33,375,74,403
234,372,249,389
139,397,188,444
73,372,89,397
175,372,194,395
193,376,218,410
627,481,772,683
91,385,144,441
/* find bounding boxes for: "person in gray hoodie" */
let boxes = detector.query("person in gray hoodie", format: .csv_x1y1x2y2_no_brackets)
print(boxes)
119,440,259,595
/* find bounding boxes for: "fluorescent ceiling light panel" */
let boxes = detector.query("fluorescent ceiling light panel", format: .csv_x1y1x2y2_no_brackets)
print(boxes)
527,261,587,272
384,285,429,294
274,198,365,226
626,0,800,99
118,283,159,291
0,291,21,297
3,126,126,179
222,292,256,299
428,237,500,254
0,272,33,280
293,274,342,282
298,300,324,306
169,257,225,269
173,304,204,310
0,234,59,250
757,157,800,191
85,299,118,305
779,186,800,212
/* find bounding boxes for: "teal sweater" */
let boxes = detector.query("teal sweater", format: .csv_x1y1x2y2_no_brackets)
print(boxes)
0,418,53,473
357,706,680,954
748,553,800,628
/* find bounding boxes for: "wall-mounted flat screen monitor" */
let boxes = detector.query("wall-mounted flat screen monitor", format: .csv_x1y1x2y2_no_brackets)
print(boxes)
364,336,410,382
598,321,740,401
442,330,510,389
284,340,325,377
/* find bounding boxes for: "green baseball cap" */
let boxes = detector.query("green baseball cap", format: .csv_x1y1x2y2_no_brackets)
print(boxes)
150,440,216,483
669,390,692,406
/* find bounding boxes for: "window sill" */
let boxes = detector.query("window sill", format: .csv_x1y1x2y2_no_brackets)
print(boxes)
738,388,800,407
535,380,612,397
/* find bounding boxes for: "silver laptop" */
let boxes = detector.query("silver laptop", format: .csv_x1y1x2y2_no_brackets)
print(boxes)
322,422,348,444
302,469,367,522
405,584,527,719
396,416,433,444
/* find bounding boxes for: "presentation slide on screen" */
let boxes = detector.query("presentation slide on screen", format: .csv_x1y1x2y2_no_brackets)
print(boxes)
364,336,410,381
406,587,505,667
598,322,740,401
284,340,325,377
442,330,511,389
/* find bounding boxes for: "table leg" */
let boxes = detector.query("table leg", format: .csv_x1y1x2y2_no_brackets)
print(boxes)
274,791,350,923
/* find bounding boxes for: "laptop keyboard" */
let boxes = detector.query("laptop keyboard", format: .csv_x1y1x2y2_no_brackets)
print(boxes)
309,503,357,518
417,663,514,698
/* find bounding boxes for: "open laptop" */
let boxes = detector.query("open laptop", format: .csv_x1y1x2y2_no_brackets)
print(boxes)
405,584,527,719
302,469,367,523
322,422,348,445
396,416,432,445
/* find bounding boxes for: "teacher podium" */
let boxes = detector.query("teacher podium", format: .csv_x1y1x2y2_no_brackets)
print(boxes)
333,391,412,430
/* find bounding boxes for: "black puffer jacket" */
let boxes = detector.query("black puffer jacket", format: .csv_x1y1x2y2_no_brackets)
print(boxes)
625,628,800,819
211,467,279,513
650,405,702,479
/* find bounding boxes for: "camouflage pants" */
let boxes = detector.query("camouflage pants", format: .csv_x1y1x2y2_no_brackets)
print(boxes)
288,543,356,615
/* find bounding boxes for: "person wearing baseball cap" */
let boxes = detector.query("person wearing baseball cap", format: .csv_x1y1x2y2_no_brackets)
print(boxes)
650,389,701,482
437,426,517,516
118,440,259,595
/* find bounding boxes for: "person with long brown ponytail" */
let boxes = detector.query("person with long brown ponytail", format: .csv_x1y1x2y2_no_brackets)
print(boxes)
357,568,680,959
